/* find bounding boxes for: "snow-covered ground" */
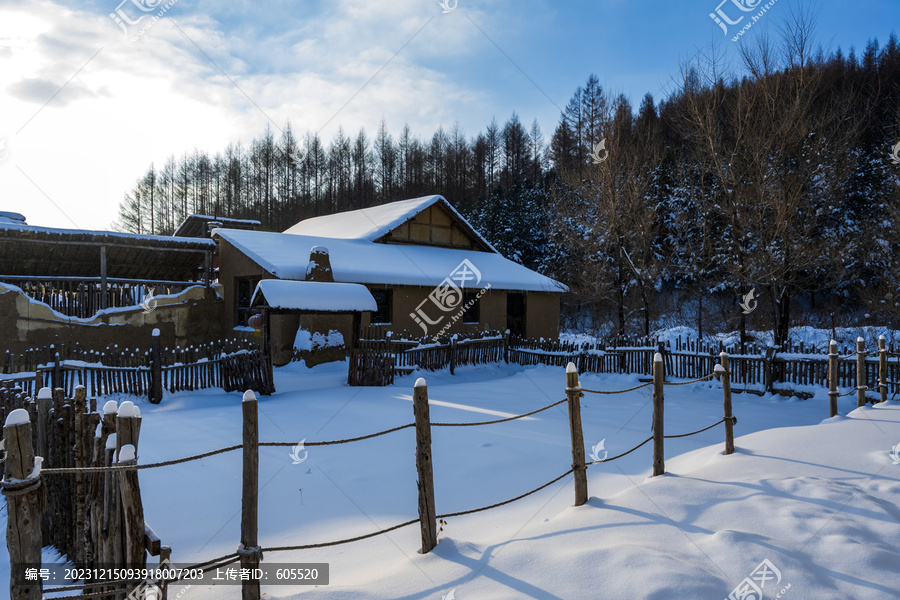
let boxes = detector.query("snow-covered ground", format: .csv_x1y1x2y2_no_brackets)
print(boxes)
2,360,899,599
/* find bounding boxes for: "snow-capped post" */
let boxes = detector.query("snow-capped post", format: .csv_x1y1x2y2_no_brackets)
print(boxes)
2,409,43,600
149,329,162,404
240,390,261,600
828,340,839,417
856,337,867,408
35,387,52,466
564,363,588,506
449,336,457,375
503,330,510,364
651,353,665,477
116,402,145,569
763,347,776,393
719,353,735,455
878,336,887,403
413,378,438,553
73,386,88,566
52,351,61,390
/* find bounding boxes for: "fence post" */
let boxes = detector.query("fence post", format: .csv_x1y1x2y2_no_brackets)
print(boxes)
503,330,510,364
150,329,162,405
719,352,735,455
159,545,172,599
73,386,87,566
564,363,588,505
878,335,887,403
413,379,438,553
764,347,776,393
116,401,145,569
240,390,261,600
53,351,61,391
828,340,839,417
449,336,457,376
856,337,867,408
35,387,52,466
651,353,665,476
2,409,43,600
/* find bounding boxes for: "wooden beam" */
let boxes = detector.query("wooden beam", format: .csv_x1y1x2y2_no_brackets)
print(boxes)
144,522,161,556
100,245,108,310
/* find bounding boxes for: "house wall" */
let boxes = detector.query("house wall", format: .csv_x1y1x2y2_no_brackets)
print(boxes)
218,238,275,326
383,203,482,250
0,282,233,357
524,291,560,339
362,285,560,340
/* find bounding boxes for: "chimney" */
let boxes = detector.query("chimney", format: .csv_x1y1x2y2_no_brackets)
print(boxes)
305,246,334,282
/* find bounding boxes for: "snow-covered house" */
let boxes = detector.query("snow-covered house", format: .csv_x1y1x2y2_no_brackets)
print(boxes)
214,195,565,362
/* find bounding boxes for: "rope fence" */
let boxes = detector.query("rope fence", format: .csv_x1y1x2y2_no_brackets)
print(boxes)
586,436,654,466
581,381,652,395
13,343,886,600
432,398,567,427
663,373,716,386
664,417,730,439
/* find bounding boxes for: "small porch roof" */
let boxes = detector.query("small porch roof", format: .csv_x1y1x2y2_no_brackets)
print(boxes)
250,280,377,313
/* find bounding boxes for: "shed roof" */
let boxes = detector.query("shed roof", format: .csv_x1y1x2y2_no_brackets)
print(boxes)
0,222,215,280
250,280,377,312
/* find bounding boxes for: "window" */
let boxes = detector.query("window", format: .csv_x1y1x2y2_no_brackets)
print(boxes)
371,289,392,324
463,291,479,324
236,277,260,326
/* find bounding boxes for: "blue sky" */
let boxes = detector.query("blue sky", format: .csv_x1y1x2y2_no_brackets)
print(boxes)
0,0,897,229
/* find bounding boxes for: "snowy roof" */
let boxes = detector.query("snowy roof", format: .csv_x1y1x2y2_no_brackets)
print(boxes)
174,214,261,238
0,221,216,248
251,280,377,312
217,229,566,292
0,211,26,225
283,195,495,252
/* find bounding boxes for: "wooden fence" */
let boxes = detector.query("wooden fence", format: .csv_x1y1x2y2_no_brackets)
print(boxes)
0,277,205,319
349,332,900,402
1,336,273,402
1,385,172,599
350,333,507,385
2,336,256,374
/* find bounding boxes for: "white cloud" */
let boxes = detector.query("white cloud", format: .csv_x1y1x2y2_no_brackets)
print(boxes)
0,0,498,230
